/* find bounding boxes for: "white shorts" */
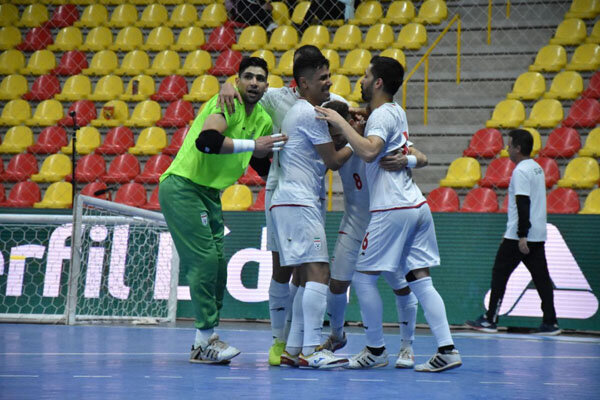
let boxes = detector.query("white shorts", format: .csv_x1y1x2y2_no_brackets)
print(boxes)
265,188,278,252
330,232,361,281
270,205,329,267
356,203,440,275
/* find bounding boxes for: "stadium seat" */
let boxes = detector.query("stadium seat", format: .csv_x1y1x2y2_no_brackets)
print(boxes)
381,1,415,24
110,27,144,52
136,3,168,28
535,156,560,188
460,187,498,213
80,181,111,201
221,184,253,211
125,100,162,128
0,181,41,208
0,49,25,74
543,71,583,100
65,153,105,183
51,50,88,75
107,4,138,28
338,49,371,75
129,126,167,155
80,26,113,52
426,187,459,212
479,157,515,188
33,181,72,209
251,49,276,71
162,126,189,156
273,49,294,76
269,74,285,89
201,25,236,52
329,24,362,51
197,3,227,27
329,75,351,99
360,23,394,50
0,26,21,50
55,74,92,101
523,99,563,128
176,49,212,77
156,100,194,128
16,4,48,28
566,43,600,71
61,126,99,156
20,49,55,75
439,157,481,188
75,4,108,28
95,126,135,155
0,153,37,182
271,2,290,25
82,50,118,76
171,26,205,51
485,99,525,128
291,1,310,25
565,0,600,19
143,185,160,210
393,22,428,50
380,48,407,67
238,166,266,186
208,49,243,76
114,182,147,208
321,49,340,73
102,153,141,184
586,19,600,43
232,26,267,51
0,126,34,154
506,72,545,100
31,154,72,183
265,25,298,51
16,26,53,51
298,25,331,48
135,154,172,183
167,3,198,27
142,26,174,51
349,1,383,25
499,127,541,157
579,127,600,157
0,99,31,126
248,187,266,211
114,50,150,76
557,157,600,189
538,127,581,158
0,4,19,27
121,75,155,102
27,125,67,154
58,99,97,127
347,77,364,102
463,128,503,158
549,18,587,45
562,98,600,128
414,0,448,24
147,50,180,76
91,100,129,127
88,74,123,102
0,182,4,203
582,71,600,98
579,188,600,214
0,74,28,100
547,187,580,214
529,45,567,72
47,26,82,51
184,75,219,103
151,75,188,102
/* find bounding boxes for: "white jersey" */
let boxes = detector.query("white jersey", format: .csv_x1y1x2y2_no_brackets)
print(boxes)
338,153,370,241
364,102,426,211
504,158,547,242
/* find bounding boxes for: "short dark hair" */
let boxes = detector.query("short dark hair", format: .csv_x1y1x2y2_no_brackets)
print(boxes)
238,56,268,77
294,45,321,60
293,53,329,84
323,100,349,120
370,56,404,96
508,129,533,156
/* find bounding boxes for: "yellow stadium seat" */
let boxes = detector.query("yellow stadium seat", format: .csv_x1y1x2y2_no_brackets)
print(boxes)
347,77,364,102
171,26,205,51
128,126,167,155
273,49,294,76
265,25,298,51
88,74,123,101
167,3,198,27
414,0,448,24
329,74,351,98
81,50,118,76
47,27,82,51
91,100,130,127
0,99,31,126
0,26,22,50
330,24,362,51
197,3,227,28
529,45,567,72
125,100,162,127
75,4,108,27
523,99,563,128
55,75,91,101
557,157,600,189
298,25,330,48
500,128,541,157
543,71,583,100
0,4,19,26
271,2,291,25
349,1,383,25
566,43,600,71
80,26,113,52
549,18,587,45
360,23,394,50
20,49,54,75
0,74,28,100
61,126,101,155
142,26,174,51
381,1,415,25
26,99,63,126
225,75,237,87
485,99,525,128
136,3,168,28
120,75,155,101
114,50,150,76
17,4,48,28
321,48,340,73
291,1,310,25
147,50,180,76
579,127,600,157
439,157,481,188
31,154,72,183
110,27,144,52
183,75,220,102
586,20,600,43
177,49,212,76
565,0,600,19
579,188,600,214
221,184,253,211
506,72,545,100
338,48,371,75
107,4,138,28
268,74,285,89
251,49,276,71
380,48,407,67
0,126,33,153
34,182,72,209
393,22,428,50
232,26,267,51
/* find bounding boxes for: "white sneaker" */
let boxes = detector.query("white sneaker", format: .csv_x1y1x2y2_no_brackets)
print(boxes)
189,333,240,364
415,349,462,372
280,350,300,368
395,346,415,368
345,347,389,369
321,332,347,352
299,348,349,369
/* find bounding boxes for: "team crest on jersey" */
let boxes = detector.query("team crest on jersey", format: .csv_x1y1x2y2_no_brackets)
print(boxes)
201,212,208,226
313,237,322,251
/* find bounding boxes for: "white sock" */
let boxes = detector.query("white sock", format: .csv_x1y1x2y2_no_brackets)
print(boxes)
194,328,214,349
352,272,385,348
327,289,347,339
269,279,290,342
396,291,418,348
408,277,453,348
283,282,299,341
285,286,304,355
302,281,328,354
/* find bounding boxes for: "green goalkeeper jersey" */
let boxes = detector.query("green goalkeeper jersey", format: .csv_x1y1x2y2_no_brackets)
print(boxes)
160,94,273,190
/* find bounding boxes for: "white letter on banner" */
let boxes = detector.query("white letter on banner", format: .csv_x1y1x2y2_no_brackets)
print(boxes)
108,225,130,300
0,251,4,276
6,245,46,296
84,225,108,298
43,224,73,297
153,232,173,300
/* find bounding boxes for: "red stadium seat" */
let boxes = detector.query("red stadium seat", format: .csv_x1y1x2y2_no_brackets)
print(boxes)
162,126,189,155
114,182,147,208
562,98,600,128
463,128,503,158
16,27,53,51
81,181,111,201
238,166,266,186
27,126,67,154
426,187,459,212
156,100,194,128
479,157,515,188
460,187,499,212
208,49,243,76
102,153,140,184
150,75,188,102
67,154,106,183
45,4,79,28
0,183,5,203
22,74,60,101
143,185,160,210
51,50,88,76
201,25,236,51
135,154,172,183
0,181,41,208
0,153,38,182
58,100,97,127
535,157,561,188
248,187,266,211
547,187,580,214
582,71,600,98
95,126,135,155
538,127,581,158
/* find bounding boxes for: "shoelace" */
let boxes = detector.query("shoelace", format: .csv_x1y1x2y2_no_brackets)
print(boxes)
399,348,413,359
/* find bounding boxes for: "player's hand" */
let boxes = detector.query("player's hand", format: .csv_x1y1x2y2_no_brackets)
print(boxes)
380,151,407,171
254,134,288,158
217,82,242,115
518,237,529,255
349,107,368,119
314,106,347,128
349,115,366,136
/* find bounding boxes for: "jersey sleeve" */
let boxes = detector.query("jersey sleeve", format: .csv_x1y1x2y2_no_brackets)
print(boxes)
299,108,331,146
365,108,391,143
512,168,531,197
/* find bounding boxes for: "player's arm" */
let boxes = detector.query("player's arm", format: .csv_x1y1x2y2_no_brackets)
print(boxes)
216,82,243,115
379,146,428,171
315,142,353,171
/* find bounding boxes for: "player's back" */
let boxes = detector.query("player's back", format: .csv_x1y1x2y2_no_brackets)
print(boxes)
338,154,370,239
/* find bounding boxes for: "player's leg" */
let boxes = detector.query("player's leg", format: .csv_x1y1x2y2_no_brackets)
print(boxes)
268,252,294,365
282,265,304,367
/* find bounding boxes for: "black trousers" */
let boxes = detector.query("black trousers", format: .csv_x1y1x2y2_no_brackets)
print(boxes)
485,239,557,325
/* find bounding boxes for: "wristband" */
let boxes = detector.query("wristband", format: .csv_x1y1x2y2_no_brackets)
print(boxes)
232,139,255,153
406,155,417,168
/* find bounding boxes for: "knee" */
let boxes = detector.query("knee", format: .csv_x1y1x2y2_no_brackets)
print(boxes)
329,279,350,294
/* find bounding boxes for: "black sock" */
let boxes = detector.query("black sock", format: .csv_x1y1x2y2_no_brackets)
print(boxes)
367,346,385,356
438,345,455,354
